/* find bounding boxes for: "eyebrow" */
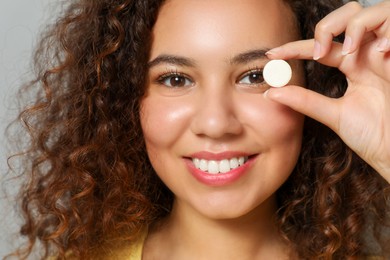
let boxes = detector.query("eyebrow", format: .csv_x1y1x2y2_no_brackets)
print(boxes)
148,48,270,68
148,55,196,68
230,49,270,65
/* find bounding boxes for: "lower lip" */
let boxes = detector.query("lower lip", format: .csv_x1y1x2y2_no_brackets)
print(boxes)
184,156,257,186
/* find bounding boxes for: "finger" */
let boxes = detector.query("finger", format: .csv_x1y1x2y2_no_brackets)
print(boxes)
266,39,343,68
372,1,390,52
314,2,363,59
343,1,390,54
265,85,339,132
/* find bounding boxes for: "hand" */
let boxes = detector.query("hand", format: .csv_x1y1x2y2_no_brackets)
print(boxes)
265,1,390,183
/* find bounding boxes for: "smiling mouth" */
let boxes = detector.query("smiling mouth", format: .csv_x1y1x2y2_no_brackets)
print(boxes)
191,156,249,174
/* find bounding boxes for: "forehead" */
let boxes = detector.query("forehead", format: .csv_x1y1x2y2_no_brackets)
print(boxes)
151,0,299,55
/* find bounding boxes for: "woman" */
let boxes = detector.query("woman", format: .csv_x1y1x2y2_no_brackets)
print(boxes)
8,0,390,259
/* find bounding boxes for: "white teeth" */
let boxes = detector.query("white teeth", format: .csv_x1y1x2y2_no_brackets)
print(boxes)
229,158,239,168
208,161,219,174
238,157,245,166
199,159,208,171
219,159,230,173
193,158,200,168
192,156,248,174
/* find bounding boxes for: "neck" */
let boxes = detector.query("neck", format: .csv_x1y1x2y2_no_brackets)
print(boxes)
145,196,293,260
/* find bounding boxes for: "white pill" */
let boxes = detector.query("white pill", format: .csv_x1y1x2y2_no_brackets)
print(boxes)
263,59,292,88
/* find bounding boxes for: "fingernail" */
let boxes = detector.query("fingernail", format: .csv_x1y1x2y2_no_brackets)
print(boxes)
313,41,321,60
342,36,353,55
376,38,390,52
266,47,281,56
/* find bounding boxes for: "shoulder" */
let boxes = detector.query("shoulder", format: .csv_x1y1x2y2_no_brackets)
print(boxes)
103,235,146,260
95,229,148,260
47,229,148,260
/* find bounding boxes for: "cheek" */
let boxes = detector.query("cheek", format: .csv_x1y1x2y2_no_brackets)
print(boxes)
237,94,304,147
140,96,192,151
266,104,304,165
268,105,303,143
237,96,304,191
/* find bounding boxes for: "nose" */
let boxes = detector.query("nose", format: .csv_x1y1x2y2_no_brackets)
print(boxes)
190,86,243,139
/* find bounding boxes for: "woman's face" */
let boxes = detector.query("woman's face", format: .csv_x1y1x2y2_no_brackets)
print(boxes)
141,0,305,219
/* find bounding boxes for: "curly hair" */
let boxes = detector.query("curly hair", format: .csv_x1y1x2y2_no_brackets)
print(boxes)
6,0,390,259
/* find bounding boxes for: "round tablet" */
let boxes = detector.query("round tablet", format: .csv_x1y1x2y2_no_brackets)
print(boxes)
263,59,292,88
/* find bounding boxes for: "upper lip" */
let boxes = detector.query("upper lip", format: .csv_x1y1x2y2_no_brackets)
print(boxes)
187,151,254,161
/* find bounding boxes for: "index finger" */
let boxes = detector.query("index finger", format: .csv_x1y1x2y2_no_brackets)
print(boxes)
266,39,343,68
313,2,363,59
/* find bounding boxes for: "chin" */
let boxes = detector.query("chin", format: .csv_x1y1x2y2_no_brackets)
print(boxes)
189,194,275,221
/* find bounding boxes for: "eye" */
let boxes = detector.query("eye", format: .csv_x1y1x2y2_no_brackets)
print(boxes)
157,73,194,88
238,69,265,85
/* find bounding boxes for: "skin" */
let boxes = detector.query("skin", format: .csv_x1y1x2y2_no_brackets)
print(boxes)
140,0,305,258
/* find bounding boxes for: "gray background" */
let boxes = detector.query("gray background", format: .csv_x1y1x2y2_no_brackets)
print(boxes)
0,0,382,257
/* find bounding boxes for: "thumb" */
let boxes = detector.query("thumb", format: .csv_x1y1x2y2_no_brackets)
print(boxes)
266,85,340,132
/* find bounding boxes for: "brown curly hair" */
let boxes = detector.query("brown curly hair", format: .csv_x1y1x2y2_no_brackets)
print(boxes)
6,0,390,259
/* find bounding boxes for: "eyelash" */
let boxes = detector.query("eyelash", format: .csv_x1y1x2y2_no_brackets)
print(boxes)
237,67,266,86
156,70,194,88
155,67,266,88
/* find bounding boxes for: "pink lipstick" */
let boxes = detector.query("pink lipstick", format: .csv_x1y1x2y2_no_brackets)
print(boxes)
185,152,257,186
